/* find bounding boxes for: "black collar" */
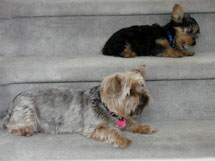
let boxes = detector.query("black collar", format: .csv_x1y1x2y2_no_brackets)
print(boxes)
102,102,126,127
90,86,126,127
167,31,176,49
101,102,125,121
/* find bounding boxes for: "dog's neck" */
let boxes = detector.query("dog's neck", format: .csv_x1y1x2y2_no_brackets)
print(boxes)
89,86,126,127
163,22,177,49
101,102,126,127
167,31,176,49
101,102,124,120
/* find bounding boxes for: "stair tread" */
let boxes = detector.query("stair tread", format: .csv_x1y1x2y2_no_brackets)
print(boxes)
0,120,215,160
0,0,214,18
1,54,215,85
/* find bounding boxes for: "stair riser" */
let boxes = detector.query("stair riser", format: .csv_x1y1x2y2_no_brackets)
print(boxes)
1,79,214,121
0,0,214,18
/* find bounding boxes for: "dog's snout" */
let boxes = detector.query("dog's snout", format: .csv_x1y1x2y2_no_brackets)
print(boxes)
192,40,196,46
191,38,196,46
143,89,149,93
141,95,148,103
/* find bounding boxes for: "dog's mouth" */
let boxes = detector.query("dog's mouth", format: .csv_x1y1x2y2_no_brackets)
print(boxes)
140,94,150,107
129,94,150,118
129,104,146,118
182,39,197,49
182,42,191,49
182,42,186,49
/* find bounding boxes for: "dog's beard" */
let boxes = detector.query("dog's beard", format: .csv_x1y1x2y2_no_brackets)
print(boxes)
129,94,150,118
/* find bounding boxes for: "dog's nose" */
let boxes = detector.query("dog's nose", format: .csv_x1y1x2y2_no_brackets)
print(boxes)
192,41,196,46
192,40,196,46
141,95,148,103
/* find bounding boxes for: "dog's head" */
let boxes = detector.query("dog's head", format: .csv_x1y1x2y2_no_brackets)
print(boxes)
100,66,150,118
171,4,200,50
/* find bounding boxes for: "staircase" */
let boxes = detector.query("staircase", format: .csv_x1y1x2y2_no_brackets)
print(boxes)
0,0,215,160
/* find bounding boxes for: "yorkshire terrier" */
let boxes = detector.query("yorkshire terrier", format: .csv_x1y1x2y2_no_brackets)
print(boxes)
0,66,156,148
102,4,200,58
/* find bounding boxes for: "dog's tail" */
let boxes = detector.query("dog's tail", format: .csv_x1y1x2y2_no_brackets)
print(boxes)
0,104,13,130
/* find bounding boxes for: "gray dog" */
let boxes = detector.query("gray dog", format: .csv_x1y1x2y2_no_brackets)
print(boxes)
0,66,156,148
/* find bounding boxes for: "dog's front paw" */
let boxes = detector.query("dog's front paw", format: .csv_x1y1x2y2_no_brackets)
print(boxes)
138,125,157,134
183,51,195,56
149,127,157,133
114,136,132,148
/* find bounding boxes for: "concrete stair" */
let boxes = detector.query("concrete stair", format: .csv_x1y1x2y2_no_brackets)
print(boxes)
0,0,215,160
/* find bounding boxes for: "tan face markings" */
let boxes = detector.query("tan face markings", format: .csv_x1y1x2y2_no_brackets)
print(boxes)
100,70,150,118
175,27,195,49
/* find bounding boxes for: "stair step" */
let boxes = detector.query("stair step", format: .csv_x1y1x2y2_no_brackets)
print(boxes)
0,14,213,57
0,0,214,18
0,120,214,160
1,56,215,85
0,79,215,121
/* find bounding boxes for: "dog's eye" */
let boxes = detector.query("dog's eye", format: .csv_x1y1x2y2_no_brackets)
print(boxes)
130,89,134,95
187,28,193,34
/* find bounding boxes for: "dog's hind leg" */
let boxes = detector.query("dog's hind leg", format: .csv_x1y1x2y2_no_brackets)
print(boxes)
6,97,39,136
7,124,35,136
120,42,136,58
7,111,38,136
103,37,136,58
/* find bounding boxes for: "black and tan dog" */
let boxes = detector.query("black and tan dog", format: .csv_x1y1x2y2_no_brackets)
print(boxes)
102,4,200,58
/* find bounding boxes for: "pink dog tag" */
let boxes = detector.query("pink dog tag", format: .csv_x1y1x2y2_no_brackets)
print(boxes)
116,120,126,127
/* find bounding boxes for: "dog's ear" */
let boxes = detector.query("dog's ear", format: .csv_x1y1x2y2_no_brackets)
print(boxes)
107,75,122,96
132,65,146,78
101,74,122,97
172,4,184,23
100,74,127,117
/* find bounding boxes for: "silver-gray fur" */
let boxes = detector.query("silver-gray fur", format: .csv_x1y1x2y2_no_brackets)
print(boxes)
1,86,114,136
